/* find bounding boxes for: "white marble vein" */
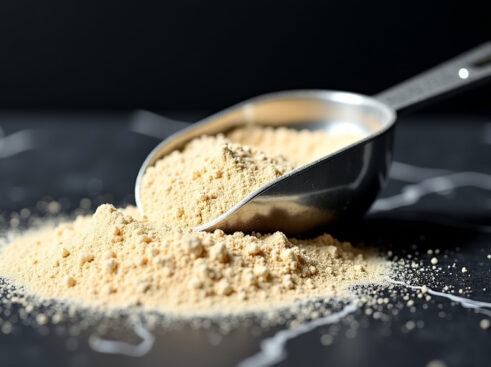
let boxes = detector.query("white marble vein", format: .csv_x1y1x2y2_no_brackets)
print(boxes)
88,321,155,357
0,129,39,159
237,302,358,367
373,171,491,211
129,110,189,139
390,280,491,317
389,161,452,182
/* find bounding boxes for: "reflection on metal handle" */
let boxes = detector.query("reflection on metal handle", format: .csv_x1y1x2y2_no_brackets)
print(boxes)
375,42,491,112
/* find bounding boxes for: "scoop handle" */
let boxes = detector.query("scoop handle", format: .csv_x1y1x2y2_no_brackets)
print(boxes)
375,42,491,112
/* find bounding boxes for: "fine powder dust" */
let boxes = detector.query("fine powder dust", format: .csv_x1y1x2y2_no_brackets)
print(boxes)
0,125,386,316
141,126,364,227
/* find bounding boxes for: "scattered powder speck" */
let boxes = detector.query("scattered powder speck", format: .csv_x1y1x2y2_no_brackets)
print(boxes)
426,360,447,367
480,319,490,330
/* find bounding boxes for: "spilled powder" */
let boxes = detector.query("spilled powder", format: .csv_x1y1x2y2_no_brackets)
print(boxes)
1,125,490,365
141,126,363,227
0,125,386,317
0,204,387,315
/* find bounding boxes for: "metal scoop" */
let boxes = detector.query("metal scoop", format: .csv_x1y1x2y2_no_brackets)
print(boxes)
135,42,491,235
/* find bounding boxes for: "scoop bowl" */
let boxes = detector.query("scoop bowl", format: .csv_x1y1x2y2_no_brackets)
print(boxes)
135,42,491,234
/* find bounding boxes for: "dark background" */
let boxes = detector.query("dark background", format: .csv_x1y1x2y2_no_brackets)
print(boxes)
0,0,490,114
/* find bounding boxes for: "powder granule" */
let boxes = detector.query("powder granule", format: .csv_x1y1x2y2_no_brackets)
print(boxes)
0,204,388,315
140,134,294,227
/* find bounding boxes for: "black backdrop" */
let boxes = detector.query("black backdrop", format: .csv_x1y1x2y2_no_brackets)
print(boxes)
0,0,489,113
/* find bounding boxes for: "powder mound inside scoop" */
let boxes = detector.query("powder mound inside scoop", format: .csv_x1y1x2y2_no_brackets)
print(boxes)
140,126,363,228
140,134,294,227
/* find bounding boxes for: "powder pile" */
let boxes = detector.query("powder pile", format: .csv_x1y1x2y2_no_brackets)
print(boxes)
140,134,294,227
0,125,387,316
141,126,363,227
0,204,387,315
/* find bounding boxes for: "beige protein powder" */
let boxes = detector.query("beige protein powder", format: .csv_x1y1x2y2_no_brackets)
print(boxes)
0,204,386,315
0,125,386,316
140,125,363,227
140,134,295,228
227,125,363,166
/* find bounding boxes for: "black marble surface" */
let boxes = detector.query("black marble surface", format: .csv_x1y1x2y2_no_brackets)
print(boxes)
0,112,490,367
